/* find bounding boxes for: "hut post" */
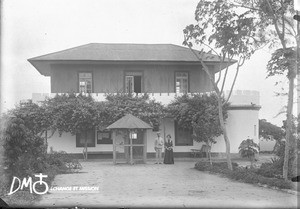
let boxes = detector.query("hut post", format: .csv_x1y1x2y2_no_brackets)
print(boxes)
143,129,147,163
112,130,116,165
125,130,130,163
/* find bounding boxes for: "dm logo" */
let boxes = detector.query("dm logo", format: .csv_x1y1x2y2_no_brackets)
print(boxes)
8,173,49,195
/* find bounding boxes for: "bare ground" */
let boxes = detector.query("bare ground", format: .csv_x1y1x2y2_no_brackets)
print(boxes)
29,159,298,208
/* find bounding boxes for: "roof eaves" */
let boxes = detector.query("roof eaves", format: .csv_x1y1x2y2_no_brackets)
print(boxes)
27,43,94,61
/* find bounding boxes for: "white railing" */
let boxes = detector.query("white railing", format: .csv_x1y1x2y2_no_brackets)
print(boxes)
32,90,260,106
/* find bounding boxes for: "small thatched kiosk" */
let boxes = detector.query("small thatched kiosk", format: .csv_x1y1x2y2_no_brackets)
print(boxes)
106,114,152,164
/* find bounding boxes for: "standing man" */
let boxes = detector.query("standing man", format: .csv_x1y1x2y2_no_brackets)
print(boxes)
154,132,164,164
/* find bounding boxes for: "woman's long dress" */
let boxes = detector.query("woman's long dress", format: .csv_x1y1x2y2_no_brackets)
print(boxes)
164,140,174,164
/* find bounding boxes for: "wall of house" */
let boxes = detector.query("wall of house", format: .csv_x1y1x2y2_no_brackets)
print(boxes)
50,63,213,93
47,118,202,155
212,108,259,153
47,131,113,153
47,108,259,155
42,90,260,156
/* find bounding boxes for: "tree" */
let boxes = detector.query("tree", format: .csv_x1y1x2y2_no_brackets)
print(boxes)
168,93,229,164
44,94,104,160
1,113,46,179
10,100,51,135
104,93,166,129
239,138,259,168
44,93,166,160
7,100,53,152
259,119,285,141
183,0,263,170
235,0,298,180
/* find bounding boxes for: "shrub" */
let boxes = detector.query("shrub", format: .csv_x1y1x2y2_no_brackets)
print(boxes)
195,161,238,172
46,151,82,172
195,161,213,171
194,161,293,190
255,157,294,179
238,138,259,167
2,116,47,180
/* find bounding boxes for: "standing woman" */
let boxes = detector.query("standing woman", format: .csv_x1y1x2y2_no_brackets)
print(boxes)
164,134,174,164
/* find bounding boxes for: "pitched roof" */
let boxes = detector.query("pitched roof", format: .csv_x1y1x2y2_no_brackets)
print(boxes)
106,114,152,129
28,43,228,62
28,43,236,76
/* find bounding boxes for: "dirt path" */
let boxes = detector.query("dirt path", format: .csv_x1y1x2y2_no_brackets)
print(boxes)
33,160,298,208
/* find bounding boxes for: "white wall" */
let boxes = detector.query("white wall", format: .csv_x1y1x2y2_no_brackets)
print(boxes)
43,90,260,155
47,131,113,153
212,109,259,153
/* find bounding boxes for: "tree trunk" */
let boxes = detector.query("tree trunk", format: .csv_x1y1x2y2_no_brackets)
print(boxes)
217,95,233,170
250,156,253,168
291,15,300,178
283,76,294,180
45,130,48,153
291,137,298,177
84,131,88,161
186,46,233,170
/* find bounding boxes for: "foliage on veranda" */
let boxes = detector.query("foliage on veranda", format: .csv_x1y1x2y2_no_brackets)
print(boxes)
167,93,229,145
103,93,166,129
1,101,82,183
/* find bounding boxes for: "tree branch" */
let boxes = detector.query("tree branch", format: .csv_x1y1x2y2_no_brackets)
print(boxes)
184,39,221,96
266,0,286,49
229,2,262,12
220,54,234,94
199,41,223,61
224,56,245,104
281,0,285,42
216,53,226,85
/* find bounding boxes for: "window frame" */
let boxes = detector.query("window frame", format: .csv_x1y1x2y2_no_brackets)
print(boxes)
174,121,193,146
123,70,144,93
76,129,96,147
174,71,190,93
78,71,94,93
97,130,112,144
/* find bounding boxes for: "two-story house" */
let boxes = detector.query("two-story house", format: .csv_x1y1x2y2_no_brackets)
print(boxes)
28,43,260,159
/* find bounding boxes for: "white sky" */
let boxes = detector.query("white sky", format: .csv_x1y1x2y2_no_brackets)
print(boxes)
0,0,294,126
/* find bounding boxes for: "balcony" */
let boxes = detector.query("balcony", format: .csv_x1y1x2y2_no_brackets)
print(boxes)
32,90,260,106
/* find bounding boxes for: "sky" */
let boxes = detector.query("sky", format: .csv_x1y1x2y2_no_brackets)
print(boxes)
0,0,295,126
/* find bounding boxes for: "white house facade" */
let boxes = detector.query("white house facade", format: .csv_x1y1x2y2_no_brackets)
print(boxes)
29,43,260,158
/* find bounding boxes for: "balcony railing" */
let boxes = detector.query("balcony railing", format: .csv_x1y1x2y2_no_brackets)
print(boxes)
32,90,260,106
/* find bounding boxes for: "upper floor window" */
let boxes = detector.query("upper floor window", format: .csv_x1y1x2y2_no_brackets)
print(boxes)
175,72,189,93
79,72,92,93
125,72,142,93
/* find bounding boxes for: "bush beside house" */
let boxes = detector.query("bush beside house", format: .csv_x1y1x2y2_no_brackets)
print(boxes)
194,161,294,190
238,138,259,167
193,136,297,191
1,93,167,204
0,101,82,205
